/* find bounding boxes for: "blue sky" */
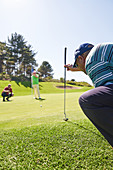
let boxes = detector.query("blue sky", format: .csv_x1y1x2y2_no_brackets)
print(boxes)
0,0,113,85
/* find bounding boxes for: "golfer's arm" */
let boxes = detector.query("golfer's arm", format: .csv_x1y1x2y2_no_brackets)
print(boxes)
64,65,81,72
3,90,9,92
68,67,81,71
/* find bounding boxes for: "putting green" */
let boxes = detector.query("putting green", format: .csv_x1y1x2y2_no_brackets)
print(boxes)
0,92,86,129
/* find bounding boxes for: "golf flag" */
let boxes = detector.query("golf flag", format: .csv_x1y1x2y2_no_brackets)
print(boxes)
31,67,34,74
31,67,34,89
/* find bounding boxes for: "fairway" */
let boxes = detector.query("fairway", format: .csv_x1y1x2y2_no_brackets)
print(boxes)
0,92,86,129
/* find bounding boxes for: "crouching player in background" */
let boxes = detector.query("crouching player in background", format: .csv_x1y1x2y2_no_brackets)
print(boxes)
1,84,14,102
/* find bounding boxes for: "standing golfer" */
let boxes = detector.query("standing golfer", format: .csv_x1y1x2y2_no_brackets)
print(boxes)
65,42,113,147
1,84,14,102
32,70,41,100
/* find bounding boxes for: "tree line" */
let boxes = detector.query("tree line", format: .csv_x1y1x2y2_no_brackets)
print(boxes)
0,32,53,81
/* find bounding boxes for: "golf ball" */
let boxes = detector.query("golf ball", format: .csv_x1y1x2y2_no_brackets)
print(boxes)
40,105,42,107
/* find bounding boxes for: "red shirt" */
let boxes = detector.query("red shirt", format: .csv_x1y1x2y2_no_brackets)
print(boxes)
3,87,12,95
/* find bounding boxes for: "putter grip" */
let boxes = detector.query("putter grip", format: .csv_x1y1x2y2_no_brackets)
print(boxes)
64,47,67,65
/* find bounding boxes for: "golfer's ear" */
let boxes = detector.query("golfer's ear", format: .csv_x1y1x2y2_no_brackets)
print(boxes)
78,55,84,62
78,55,82,59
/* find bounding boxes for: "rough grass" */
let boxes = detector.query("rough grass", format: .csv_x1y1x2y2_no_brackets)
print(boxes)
0,121,113,169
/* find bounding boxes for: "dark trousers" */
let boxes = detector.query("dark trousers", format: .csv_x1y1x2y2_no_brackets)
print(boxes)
2,92,12,100
79,84,113,147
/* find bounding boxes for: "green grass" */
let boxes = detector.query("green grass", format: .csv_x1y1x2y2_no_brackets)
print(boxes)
0,92,84,129
0,81,113,169
0,121,113,169
0,80,93,96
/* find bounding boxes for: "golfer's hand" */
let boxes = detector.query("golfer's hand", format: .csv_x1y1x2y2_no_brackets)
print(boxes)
64,64,73,71
64,64,80,71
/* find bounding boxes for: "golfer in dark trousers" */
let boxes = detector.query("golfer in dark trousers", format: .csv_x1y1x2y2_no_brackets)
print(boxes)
65,42,113,147
1,84,14,102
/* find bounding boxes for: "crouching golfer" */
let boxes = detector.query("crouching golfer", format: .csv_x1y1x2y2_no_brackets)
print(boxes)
65,42,113,147
2,84,14,102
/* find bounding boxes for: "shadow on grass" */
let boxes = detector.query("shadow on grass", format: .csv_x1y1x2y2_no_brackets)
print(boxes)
15,81,30,87
15,81,43,89
20,81,31,88
15,81,20,86
39,84,43,90
67,120,104,139
36,98,46,101
2,100,12,102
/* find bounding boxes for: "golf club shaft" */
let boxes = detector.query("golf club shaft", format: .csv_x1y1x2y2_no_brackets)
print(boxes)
64,47,67,118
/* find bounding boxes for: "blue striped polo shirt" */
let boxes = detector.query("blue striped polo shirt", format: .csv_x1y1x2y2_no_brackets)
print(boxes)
85,43,113,87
